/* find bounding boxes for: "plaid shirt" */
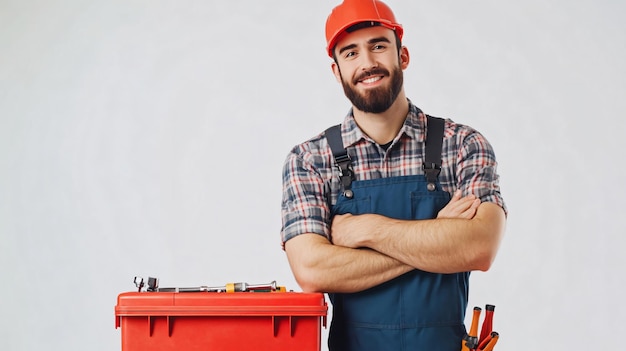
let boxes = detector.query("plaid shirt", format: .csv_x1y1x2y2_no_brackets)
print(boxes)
281,102,506,244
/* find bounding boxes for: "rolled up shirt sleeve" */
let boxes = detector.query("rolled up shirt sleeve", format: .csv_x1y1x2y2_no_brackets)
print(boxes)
452,127,507,215
281,147,332,246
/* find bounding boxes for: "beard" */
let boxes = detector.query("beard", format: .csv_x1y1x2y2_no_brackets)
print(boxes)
340,62,404,114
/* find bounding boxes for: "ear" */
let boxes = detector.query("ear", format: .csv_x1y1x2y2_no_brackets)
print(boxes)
399,46,410,70
331,61,342,83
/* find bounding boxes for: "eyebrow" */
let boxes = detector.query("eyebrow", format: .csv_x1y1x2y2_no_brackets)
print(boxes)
337,36,392,56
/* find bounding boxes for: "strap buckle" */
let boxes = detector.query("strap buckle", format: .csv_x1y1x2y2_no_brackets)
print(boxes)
423,162,441,191
335,156,355,198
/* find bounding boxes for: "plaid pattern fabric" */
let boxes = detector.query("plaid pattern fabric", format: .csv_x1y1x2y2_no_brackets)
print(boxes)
281,102,506,244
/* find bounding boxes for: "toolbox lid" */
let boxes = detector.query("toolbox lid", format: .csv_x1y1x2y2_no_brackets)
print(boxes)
115,291,327,319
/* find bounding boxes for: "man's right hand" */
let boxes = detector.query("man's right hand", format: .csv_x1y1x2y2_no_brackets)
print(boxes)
437,190,481,219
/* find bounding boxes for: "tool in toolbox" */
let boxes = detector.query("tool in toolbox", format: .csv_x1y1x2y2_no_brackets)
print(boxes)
461,304,500,350
134,276,287,293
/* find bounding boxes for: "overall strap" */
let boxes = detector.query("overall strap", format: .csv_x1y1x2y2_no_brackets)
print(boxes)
324,124,355,198
325,115,446,195
423,115,446,191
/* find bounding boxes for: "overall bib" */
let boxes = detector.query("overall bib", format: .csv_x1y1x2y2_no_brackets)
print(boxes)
325,116,468,351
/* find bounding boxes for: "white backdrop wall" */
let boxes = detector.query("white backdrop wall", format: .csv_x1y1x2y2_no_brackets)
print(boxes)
1,0,624,350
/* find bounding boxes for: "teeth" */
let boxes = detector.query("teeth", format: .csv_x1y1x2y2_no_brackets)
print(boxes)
362,76,382,84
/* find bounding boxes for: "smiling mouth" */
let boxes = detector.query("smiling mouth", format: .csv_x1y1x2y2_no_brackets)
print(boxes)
360,76,383,84
355,68,389,85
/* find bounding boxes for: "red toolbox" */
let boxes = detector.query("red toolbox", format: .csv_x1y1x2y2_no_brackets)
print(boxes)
115,289,327,351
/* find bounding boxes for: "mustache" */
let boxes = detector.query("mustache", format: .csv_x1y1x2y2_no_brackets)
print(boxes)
353,68,390,84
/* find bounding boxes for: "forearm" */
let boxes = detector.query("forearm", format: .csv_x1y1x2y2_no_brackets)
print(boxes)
284,233,414,293
359,203,506,273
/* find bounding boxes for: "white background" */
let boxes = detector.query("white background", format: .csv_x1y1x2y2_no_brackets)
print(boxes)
1,0,625,350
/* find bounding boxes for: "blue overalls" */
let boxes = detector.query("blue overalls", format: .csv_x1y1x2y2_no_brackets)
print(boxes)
325,116,468,351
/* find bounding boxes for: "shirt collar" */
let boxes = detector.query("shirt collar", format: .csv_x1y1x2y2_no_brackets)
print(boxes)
340,100,426,147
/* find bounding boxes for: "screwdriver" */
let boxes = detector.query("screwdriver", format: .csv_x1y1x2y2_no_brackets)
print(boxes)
481,331,499,351
461,306,482,351
477,330,496,350
479,304,495,345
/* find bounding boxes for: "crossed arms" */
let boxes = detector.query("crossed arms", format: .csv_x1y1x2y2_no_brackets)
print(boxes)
284,190,506,293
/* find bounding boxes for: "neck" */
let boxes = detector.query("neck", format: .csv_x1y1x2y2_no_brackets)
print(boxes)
352,91,409,144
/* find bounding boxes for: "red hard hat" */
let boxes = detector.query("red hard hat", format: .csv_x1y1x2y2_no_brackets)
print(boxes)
325,0,403,57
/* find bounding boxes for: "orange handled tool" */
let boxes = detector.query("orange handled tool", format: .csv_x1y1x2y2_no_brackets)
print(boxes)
481,331,499,351
461,306,482,351
477,330,497,350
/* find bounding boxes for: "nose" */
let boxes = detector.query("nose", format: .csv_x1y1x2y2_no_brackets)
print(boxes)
360,51,378,71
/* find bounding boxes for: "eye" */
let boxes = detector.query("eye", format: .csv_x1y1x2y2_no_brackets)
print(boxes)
344,51,357,59
372,44,387,51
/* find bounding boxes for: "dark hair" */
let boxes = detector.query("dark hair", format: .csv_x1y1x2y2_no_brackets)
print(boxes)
331,21,402,62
